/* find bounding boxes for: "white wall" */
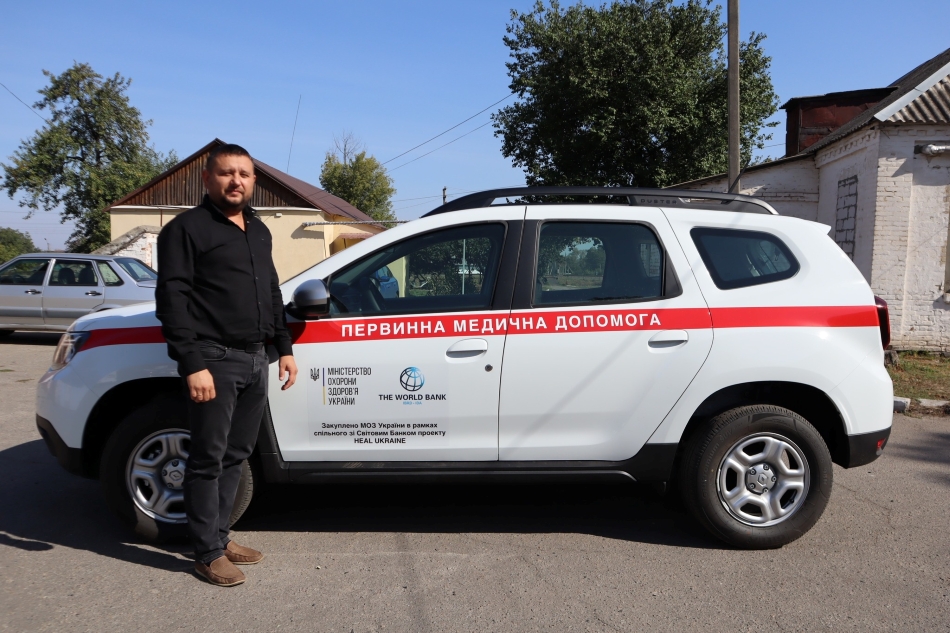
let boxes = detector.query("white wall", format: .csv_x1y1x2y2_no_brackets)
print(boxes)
678,158,820,222
870,125,950,350
814,127,882,282
675,124,950,350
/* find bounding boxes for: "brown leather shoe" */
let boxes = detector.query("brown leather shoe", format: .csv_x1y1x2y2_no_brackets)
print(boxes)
224,540,264,565
195,556,246,587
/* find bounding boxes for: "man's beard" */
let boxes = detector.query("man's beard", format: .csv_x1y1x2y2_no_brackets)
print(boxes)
212,190,248,212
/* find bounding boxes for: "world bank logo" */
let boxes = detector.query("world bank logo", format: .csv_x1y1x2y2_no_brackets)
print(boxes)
399,367,425,392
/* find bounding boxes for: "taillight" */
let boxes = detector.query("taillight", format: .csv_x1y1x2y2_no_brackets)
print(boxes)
874,296,890,349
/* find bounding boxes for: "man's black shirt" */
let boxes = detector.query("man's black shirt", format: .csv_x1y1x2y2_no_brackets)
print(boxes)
156,195,293,376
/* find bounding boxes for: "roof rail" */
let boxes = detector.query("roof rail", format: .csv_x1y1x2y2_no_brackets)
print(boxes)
422,187,778,216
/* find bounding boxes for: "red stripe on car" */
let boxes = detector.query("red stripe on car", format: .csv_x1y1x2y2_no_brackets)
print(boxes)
76,305,881,351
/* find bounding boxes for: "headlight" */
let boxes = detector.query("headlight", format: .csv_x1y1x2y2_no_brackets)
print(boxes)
51,332,91,370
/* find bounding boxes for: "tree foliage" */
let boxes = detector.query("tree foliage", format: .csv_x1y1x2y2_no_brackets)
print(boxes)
0,227,37,264
320,133,397,224
1,63,176,252
493,0,779,188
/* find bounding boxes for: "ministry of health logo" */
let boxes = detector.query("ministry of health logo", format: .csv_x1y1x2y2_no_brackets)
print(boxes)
399,367,425,392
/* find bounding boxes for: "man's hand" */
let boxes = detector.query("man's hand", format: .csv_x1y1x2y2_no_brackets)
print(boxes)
187,369,216,403
279,355,298,390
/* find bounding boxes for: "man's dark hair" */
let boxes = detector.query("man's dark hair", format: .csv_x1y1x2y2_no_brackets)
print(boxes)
205,144,253,171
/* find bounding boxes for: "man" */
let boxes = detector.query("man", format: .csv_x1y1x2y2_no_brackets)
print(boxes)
156,144,298,587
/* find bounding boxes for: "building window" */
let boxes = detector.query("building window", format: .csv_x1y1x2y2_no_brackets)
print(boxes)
835,175,858,259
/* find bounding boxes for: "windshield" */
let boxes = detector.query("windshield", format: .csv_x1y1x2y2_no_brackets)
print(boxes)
115,257,158,282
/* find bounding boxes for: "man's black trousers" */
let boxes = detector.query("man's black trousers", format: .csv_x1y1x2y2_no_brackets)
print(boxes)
183,341,267,564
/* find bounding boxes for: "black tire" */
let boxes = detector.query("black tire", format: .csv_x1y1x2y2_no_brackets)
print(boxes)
680,404,833,549
100,393,255,542
0,330,14,338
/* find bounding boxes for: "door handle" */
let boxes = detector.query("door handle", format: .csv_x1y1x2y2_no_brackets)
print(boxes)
446,338,488,358
24,289,41,295
85,291,102,296
648,330,689,348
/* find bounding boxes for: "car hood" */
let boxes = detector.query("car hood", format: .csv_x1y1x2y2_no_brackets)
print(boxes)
72,301,159,331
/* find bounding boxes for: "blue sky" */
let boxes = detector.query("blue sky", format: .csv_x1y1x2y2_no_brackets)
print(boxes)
2,0,950,249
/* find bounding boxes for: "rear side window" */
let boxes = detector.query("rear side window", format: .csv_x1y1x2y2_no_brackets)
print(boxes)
691,227,799,290
535,221,665,306
115,258,158,281
96,262,124,286
50,260,99,286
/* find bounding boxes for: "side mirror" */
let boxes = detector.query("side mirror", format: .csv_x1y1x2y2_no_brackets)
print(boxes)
288,279,330,319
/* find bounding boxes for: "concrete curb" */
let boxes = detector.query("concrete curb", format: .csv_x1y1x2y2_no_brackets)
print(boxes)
916,398,950,410
894,397,911,413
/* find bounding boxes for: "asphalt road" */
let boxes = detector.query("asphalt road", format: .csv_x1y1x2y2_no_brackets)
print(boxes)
1,332,948,632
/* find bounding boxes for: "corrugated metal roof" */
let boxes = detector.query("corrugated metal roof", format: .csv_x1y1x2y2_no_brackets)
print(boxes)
887,76,950,123
670,48,950,189
805,47,950,154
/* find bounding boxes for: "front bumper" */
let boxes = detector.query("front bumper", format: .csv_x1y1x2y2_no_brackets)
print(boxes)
36,415,84,476
845,427,891,468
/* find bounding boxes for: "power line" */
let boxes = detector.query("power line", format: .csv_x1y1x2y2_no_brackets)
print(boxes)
393,192,471,213
0,81,48,123
389,122,492,173
381,93,513,165
286,95,302,173
391,189,479,203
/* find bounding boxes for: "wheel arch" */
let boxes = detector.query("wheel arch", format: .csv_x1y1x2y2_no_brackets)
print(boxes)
671,381,849,477
80,377,181,478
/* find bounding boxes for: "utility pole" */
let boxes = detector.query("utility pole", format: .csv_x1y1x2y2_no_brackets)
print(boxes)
727,0,740,193
442,186,447,205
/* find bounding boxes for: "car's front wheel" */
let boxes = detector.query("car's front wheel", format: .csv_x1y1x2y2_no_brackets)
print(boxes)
680,404,833,549
100,395,255,542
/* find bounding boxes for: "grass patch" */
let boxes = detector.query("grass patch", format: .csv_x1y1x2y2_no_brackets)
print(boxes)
887,352,950,401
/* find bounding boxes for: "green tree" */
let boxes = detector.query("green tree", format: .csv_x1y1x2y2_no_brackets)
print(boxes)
0,227,37,264
319,133,397,224
1,63,177,252
493,0,779,188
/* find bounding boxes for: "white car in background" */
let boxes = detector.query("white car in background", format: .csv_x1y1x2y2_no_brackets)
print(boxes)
34,187,893,549
0,253,156,336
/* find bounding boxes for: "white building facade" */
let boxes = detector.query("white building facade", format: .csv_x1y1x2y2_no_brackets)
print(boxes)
678,50,950,350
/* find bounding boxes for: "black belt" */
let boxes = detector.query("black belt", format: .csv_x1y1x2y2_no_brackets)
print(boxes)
226,341,264,353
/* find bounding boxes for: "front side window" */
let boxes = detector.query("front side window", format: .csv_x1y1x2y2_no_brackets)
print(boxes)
96,262,124,286
115,258,158,282
50,260,98,286
690,227,799,290
535,222,664,306
0,258,49,285
329,223,506,316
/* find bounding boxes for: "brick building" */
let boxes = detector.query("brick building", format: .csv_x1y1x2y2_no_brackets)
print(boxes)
677,48,950,351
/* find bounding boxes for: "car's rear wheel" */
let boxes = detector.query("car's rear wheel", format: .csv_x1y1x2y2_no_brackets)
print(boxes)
680,404,832,549
100,394,255,542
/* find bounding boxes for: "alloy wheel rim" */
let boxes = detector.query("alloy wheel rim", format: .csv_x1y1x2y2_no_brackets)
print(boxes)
716,432,810,527
125,429,190,523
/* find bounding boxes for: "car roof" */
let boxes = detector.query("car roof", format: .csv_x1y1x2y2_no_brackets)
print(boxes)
423,187,779,217
12,253,134,261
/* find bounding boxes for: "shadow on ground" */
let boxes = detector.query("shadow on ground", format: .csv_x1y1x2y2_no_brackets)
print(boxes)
0,332,61,347
886,428,950,486
0,438,723,570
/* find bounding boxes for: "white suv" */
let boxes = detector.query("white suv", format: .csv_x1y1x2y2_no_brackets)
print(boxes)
35,187,894,549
